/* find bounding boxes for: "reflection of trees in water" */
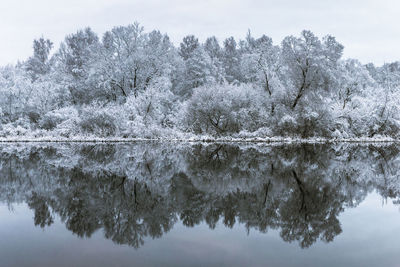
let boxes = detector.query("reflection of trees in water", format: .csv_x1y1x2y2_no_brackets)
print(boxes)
0,143,400,249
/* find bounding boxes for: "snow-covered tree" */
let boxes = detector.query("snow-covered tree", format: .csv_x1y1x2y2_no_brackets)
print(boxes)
0,65,33,122
281,30,343,110
183,47,216,91
25,38,53,81
179,35,199,60
222,37,242,84
93,24,178,102
241,34,283,115
54,27,99,104
204,36,225,83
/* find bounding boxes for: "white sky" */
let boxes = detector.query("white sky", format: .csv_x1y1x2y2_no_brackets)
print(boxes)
0,0,399,66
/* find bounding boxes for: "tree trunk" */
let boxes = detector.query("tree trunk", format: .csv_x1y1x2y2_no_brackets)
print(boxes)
292,84,305,109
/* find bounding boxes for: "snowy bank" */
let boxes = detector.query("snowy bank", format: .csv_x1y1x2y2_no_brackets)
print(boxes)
0,135,398,144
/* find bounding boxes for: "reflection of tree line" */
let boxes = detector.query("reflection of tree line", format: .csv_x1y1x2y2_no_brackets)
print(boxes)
0,143,400,249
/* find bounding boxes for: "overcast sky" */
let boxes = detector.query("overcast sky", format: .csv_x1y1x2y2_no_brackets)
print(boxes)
0,0,398,66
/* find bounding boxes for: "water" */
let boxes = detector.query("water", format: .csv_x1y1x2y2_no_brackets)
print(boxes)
0,143,400,267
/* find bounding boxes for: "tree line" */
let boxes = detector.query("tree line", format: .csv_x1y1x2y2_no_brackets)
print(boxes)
0,23,399,138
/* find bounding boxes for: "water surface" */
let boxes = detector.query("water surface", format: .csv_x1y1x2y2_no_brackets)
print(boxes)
1,143,400,267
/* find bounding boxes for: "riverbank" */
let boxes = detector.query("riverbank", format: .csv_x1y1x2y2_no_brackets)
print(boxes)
0,136,397,143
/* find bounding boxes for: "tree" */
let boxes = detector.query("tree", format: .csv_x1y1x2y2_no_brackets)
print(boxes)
204,36,225,83
94,24,178,101
25,38,53,81
204,36,222,59
281,30,343,110
55,27,99,104
336,59,374,109
0,65,33,122
223,37,242,83
183,47,215,91
179,35,199,60
241,34,283,114
57,27,99,79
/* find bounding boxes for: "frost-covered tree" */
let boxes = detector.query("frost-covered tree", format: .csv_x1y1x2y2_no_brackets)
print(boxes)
179,35,199,61
241,35,281,95
123,77,177,137
97,23,146,99
54,27,99,104
204,36,222,59
335,59,374,109
223,37,242,83
264,31,344,138
0,65,33,122
204,36,225,83
177,35,220,96
241,34,283,115
94,24,177,101
183,47,215,91
371,62,400,90
281,30,343,110
25,38,53,81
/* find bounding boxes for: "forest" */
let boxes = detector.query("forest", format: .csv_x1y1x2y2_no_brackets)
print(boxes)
1,22,399,139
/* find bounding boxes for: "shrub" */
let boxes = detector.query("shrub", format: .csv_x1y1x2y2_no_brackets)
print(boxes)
182,84,269,135
272,102,333,138
27,111,41,124
79,108,117,137
122,78,178,137
343,92,400,138
39,107,79,131
39,114,63,130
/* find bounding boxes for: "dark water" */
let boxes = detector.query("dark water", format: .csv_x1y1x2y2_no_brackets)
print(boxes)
1,143,400,267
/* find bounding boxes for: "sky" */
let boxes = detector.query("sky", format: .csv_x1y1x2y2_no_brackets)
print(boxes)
0,0,399,66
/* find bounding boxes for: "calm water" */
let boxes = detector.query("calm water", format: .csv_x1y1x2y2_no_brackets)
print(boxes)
1,143,400,267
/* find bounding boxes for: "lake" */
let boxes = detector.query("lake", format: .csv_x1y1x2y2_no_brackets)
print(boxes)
1,142,400,267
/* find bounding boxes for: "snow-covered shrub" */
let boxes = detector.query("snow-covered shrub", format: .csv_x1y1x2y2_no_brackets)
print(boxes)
123,78,178,137
272,99,333,138
0,65,70,127
182,83,269,135
78,106,118,137
276,114,298,136
27,77,71,115
27,110,41,124
39,114,62,130
339,89,400,138
39,107,79,131
0,117,32,137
